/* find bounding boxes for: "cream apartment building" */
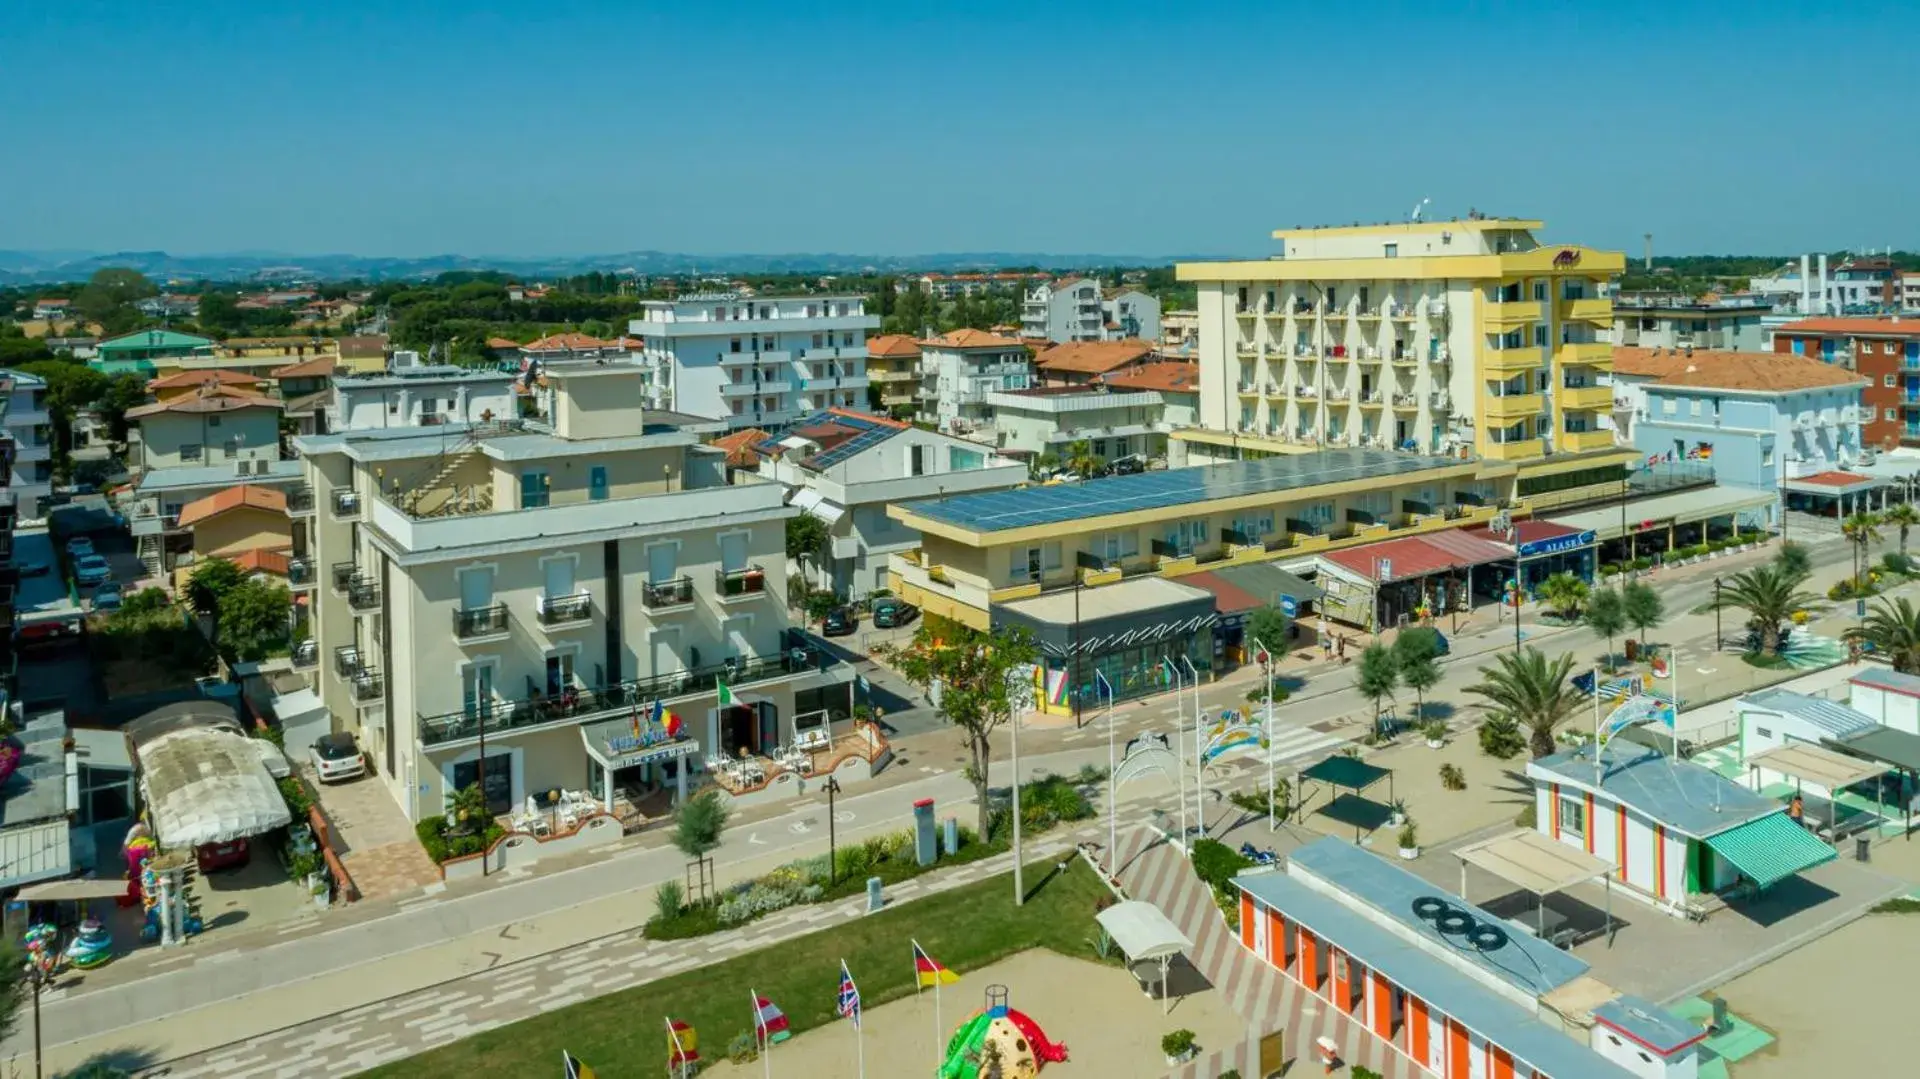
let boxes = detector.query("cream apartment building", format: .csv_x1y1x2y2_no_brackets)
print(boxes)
1179,217,1634,497
295,358,851,823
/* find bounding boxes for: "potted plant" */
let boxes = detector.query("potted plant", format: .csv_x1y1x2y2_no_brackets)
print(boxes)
1161,1029,1198,1065
1424,720,1447,749
1387,798,1409,827
1397,819,1420,860
311,876,332,909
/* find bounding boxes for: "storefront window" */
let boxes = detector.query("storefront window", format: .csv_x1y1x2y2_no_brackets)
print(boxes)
452,753,514,815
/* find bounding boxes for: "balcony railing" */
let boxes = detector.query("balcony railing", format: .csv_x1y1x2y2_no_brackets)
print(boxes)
641,576,695,610
536,591,592,626
349,668,384,703
716,565,768,599
416,630,842,747
288,559,315,587
331,561,357,592
331,489,361,519
453,603,509,639
334,646,364,679
285,485,315,515
347,579,380,611
292,639,318,669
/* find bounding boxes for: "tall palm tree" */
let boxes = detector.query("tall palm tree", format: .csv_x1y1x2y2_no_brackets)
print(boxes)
1464,648,1581,759
1539,572,1589,621
1843,510,1882,582
1063,439,1101,479
1846,597,1920,673
1884,503,1920,561
1712,565,1822,657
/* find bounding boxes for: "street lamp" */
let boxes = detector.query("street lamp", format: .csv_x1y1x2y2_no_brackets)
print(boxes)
1160,657,1187,847
1250,637,1276,832
823,776,843,885
1179,654,1203,839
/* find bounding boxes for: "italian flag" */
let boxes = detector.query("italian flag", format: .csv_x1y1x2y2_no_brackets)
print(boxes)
716,678,735,708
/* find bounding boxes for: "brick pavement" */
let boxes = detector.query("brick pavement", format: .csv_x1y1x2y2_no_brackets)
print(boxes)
340,840,443,902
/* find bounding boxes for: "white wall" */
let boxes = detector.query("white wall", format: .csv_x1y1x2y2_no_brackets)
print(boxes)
1845,683,1920,736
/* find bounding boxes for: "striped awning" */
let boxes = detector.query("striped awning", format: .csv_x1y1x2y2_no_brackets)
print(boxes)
1703,812,1837,889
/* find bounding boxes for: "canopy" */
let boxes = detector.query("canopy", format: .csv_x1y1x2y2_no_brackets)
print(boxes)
1299,754,1391,791
137,727,292,848
1748,743,1887,791
1095,900,1191,962
1703,812,1837,889
1828,725,1920,774
1454,829,1613,897
17,878,130,902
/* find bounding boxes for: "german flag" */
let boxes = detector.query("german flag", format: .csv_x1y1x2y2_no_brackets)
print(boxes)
561,1051,597,1079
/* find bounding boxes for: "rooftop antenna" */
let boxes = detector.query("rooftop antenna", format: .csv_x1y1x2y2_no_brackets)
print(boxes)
1409,197,1429,223
1643,233,1653,271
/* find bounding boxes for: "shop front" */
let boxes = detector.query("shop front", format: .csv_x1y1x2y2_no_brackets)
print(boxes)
993,576,1219,718
1475,521,1598,595
581,712,700,815
1314,531,1514,632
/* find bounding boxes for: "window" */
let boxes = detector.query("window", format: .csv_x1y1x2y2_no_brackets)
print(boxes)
1533,280,1548,302
1383,243,1398,258
388,399,400,415
1886,375,1897,387
208,415,222,428
1762,445,1774,467
908,444,926,476
181,443,203,461
1041,542,1062,571
1755,726,1772,740
1888,408,1900,421
1560,796,1586,838
1690,399,1703,417
1533,325,1549,348
588,465,609,501
1662,398,1677,415
730,338,742,353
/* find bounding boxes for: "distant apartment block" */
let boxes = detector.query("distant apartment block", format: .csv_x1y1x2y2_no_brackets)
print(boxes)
627,294,878,431
865,335,923,415
1611,295,1768,352
901,272,1043,299
1773,317,1920,445
0,370,52,518
1021,278,1161,343
1750,254,1907,316
917,330,1034,434
329,364,521,432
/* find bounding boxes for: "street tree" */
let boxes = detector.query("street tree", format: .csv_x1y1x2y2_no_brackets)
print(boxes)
1465,648,1581,759
187,558,247,616
1712,564,1821,657
1355,642,1399,732
1063,439,1101,479
1538,572,1589,621
785,514,828,590
1621,581,1665,649
878,623,1040,838
1885,503,1920,562
673,789,731,900
1393,634,1442,723
99,372,149,442
1244,605,1290,658
215,578,293,663
1842,511,1882,584
1583,587,1627,669
1773,540,1812,579
1845,597,1920,673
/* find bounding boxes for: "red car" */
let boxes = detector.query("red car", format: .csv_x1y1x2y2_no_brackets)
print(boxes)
196,837,250,873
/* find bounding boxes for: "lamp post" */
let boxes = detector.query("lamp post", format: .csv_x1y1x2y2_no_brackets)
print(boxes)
1180,654,1203,839
1096,670,1116,867
1250,636,1276,831
1008,668,1026,906
1161,657,1187,847
824,775,843,885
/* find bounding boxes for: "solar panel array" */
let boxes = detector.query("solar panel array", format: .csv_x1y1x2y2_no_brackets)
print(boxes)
751,410,902,471
913,448,1459,533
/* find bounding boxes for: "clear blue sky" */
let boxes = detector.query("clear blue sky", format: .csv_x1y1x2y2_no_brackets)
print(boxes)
8,1,1913,259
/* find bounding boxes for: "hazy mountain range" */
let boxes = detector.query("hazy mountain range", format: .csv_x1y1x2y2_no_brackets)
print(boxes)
0,249,1234,286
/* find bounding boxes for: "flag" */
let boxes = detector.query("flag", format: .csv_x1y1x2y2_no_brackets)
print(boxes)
837,962,862,1028
913,941,959,988
666,1018,699,1063
629,703,641,739
717,678,735,709
561,1051,598,1079
754,994,792,1044
649,698,665,726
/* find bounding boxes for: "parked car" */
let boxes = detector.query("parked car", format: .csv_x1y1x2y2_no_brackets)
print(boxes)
1109,455,1147,476
92,581,123,611
64,536,94,558
308,731,366,783
74,554,112,585
822,607,856,636
196,837,251,874
872,598,920,628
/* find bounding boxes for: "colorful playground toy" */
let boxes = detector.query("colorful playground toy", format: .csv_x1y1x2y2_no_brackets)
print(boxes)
64,917,113,969
938,985,1066,1079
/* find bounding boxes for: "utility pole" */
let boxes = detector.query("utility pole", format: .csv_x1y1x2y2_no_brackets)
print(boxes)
824,776,842,885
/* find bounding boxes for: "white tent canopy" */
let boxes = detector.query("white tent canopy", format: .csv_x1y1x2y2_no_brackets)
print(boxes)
137,727,292,848
1096,900,1192,1013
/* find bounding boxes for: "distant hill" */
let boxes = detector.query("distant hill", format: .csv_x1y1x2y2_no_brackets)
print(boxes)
0,249,1241,286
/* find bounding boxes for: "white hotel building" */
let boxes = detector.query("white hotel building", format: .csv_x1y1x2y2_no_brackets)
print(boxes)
627,293,879,430
295,357,851,823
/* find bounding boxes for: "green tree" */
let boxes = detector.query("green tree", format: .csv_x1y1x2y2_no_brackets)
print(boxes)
1773,540,1812,579
672,789,731,863
75,267,156,325
1394,636,1441,723
98,372,149,442
1355,642,1399,731
1845,597,1920,674
802,588,840,628
1244,605,1290,658
215,578,293,663
1621,581,1665,649
187,558,247,615
1063,439,1101,478
447,783,489,833
785,514,828,591
1843,510,1882,586
1538,572,1589,621
878,623,1040,837
1583,587,1627,669
1464,648,1581,759
888,287,934,337
1713,564,1821,657
1885,503,1920,560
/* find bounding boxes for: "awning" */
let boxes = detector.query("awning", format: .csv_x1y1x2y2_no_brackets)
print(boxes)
1828,725,1920,774
789,488,845,527
0,820,71,890
1299,754,1391,791
579,717,701,771
16,877,129,902
1703,812,1837,888
1095,900,1191,962
1321,530,1513,584
1748,743,1887,791
1454,828,1613,896
137,727,292,848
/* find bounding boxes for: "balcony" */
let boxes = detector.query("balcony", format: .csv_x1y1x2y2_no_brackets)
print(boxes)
331,489,362,519
1560,429,1615,452
416,630,843,747
349,668,384,705
287,558,315,589
721,377,793,397
719,349,793,368
1485,393,1545,421
347,578,380,612
1390,394,1421,411
1484,437,1546,462
537,591,593,628
129,508,181,537
1560,384,1613,410
285,485,315,517
1556,342,1612,366
1482,348,1544,376
1483,300,1542,327
453,603,510,641
641,576,696,611
716,565,768,601
1561,297,1612,323
799,345,868,362
292,639,318,670
334,645,365,679
1359,393,1385,409
331,561,357,592
1236,381,1260,397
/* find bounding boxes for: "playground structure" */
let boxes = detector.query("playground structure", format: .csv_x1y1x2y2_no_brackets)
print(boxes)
938,985,1067,1079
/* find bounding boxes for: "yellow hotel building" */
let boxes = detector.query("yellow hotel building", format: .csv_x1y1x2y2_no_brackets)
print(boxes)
1176,217,1634,486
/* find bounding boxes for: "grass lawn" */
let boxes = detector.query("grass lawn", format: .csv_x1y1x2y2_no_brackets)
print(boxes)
363,858,1116,1078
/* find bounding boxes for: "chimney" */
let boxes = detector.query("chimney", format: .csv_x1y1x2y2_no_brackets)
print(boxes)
1800,254,1811,313
1819,254,1830,315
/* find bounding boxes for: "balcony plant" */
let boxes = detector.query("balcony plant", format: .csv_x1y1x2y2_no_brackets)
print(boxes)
1161,1029,1198,1065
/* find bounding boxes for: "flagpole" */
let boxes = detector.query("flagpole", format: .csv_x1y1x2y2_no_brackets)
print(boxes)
934,971,943,1072
1591,665,1602,785
754,989,772,1079
1097,670,1116,868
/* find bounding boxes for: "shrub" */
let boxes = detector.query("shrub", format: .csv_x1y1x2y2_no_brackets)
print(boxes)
1514,802,1538,828
1631,556,1654,571
1479,715,1526,759
653,879,685,922
1439,763,1467,791
1884,552,1916,576
726,1030,761,1064
1353,1069,1385,1079
1599,562,1621,577
278,776,314,820
1397,821,1418,850
1423,719,1448,743
1227,779,1291,821
1089,927,1115,960
1161,1029,1197,1058
1189,838,1252,890
833,843,873,881
413,815,504,863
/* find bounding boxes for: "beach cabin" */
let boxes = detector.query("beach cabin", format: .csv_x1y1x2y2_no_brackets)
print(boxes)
1527,744,1836,912
1844,667,1920,736
1733,689,1877,786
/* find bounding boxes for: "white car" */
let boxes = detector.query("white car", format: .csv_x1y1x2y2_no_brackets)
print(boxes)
308,732,366,783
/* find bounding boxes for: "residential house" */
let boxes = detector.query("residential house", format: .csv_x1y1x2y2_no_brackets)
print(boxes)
627,293,878,430
128,460,306,579
917,329,1033,433
1179,217,1627,491
30,299,71,321
149,337,341,380
273,356,343,436
336,335,390,375
1629,350,1866,506
753,409,1025,599
92,330,217,378
128,388,283,473
43,336,98,361
329,364,520,431
172,485,296,591
294,356,853,823
1033,339,1155,387
1020,277,1104,342
146,369,271,403
1611,295,1768,352
865,334,922,416
1102,287,1161,342
985,386,1174,466
1159,310,1200,356
136,294,200,319
1772,317,1920,445
0,370,53,518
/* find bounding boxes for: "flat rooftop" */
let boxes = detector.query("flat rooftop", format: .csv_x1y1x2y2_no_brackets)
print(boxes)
1531,744,1781,838
295,412,721,463
906,449,1466,535
135,460,303,493
999,576,1210,624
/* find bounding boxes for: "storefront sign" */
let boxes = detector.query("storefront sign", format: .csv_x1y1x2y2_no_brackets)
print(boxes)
604,738,698,771
1517,530,1596,558
1280,594,1298,617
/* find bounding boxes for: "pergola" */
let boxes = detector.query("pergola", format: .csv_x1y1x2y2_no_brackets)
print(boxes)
1295,754,1394,841
1453,829,1614,948
1826,725,1920,841
1095,900,1192,1014
1749,742,1893,842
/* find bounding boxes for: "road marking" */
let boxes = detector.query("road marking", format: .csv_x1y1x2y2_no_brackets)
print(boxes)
789,820,813,834
747,832,766,846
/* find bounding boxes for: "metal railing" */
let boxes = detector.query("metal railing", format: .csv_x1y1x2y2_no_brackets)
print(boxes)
536,592,592,626
285,485,315,514
288,559,314,586
347,579,380,611
334,646,364,679
331,489,361,518
716,565,768,598
416,630,842,747
349,669,384,703
292,640,318,668
641,576,695,609
331,561,358,592
453,604,509,639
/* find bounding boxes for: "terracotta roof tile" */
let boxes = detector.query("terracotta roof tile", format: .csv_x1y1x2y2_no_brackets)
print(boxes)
270,356,341,379
1794,470,1872,488
145,369,263,391
866,334,923,359
1102,361,1200,393
522,332,609,351
1609,347,1695,379
1034,339,1154,375
1652,350,1867,393
176,484,290,528
229,548,292,576
711,428,772,468
336,335,388,358
1776,317,1920,338
918,328,1026,349
126,386,281,419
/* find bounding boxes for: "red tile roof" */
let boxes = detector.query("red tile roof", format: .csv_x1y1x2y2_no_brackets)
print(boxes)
919,328,1025,349
1794,470,1872,488
711,428,772,468
522,332,609,351
270,356,341,379
1654,350,1866,392
866,334,923,359
1323,530,1515,583
125,386,280,418
145,369,263,392
1034,339,1155,376
1776,317,1920,338
176,484,290,528
1465,520,1585,547
229,548,292,577
1101,361,1199,393
1608,347,1696,379
1180,571,1264,615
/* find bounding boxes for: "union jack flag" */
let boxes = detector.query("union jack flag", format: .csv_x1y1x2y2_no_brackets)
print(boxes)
836,962,862,1028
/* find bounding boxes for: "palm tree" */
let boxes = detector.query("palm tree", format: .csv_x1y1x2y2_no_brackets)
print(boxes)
1843,511,1882,581
1539,572,1589,621
447,783,490,833
1885,503,1920,562
1773,540,1812,579
1846,597,1920,673
1063,439,1101,479
1712,565,1822,657
1464,648,1581,759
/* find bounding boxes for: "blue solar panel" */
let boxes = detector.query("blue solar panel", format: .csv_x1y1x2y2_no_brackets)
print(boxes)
752,410,902,470
912,448,1461,533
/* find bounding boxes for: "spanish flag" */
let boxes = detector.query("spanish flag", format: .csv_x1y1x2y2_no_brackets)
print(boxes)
665,1017,700,1063
561,1051,598,1079
913,939,959,988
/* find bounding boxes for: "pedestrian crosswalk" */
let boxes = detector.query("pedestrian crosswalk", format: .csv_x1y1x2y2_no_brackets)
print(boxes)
1231,722,1351,773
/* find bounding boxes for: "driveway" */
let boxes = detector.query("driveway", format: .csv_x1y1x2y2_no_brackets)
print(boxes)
306,768,441,901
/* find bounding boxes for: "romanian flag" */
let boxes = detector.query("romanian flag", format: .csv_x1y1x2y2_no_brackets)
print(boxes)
666,1018,699,1063
753,993,792,1045
561,1051,597,1079
913,940,960,988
